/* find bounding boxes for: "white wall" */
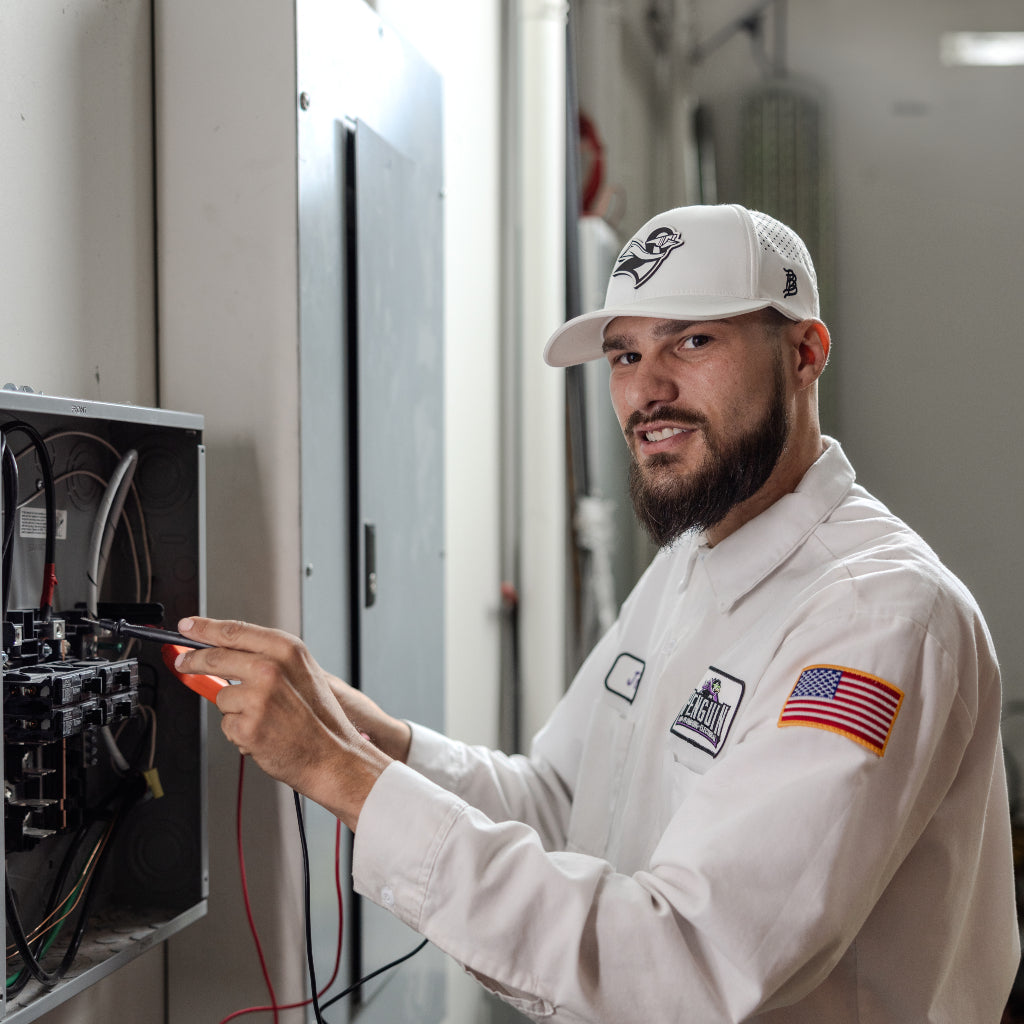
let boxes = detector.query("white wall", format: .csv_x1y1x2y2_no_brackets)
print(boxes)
0,3,167,1021
154,1,309,1019
373,0,507,752
686,0,1024,704
0,0,156,405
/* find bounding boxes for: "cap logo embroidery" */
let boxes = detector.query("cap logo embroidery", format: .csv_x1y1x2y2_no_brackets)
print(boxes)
783,268,798,299
613,226,684,289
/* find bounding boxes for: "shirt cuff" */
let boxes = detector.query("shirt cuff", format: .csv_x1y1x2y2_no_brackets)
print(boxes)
406,721,470,792
352,760,466,931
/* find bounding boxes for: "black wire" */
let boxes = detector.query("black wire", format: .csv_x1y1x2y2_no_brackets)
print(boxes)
2,436,18,618
319,937,429,1011
293,791,328,1024
5,811,116,989
0,421,57,619
5,776,144,993
292,790,430,1016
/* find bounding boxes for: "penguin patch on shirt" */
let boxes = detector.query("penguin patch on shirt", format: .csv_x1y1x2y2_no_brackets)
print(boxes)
605,653,646,704
670,667,745,757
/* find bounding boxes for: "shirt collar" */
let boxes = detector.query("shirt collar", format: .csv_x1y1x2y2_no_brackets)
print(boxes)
692,438,856,613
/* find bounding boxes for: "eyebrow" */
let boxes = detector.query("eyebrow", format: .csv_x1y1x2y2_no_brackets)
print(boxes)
601,319,704,353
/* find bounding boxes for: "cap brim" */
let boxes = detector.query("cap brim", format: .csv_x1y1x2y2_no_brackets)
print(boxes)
543,296,775,367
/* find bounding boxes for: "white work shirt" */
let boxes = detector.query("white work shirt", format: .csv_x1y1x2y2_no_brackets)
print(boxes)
353,440,1019,1022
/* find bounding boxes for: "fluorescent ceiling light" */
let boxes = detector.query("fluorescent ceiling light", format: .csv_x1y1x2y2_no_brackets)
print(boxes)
941,32,1024,66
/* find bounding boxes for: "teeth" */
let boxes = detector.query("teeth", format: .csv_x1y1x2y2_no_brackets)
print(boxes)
645,427,684,442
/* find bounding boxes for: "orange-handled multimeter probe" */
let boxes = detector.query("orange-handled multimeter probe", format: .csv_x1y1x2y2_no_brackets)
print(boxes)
84,617,230,703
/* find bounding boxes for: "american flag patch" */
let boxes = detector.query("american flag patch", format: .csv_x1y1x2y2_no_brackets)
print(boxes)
778,665,903,756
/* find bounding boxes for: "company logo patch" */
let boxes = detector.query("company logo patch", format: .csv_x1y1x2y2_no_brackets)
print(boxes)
604,653,646,704
671,666,745,757
612,227,684,289
778,664,903,757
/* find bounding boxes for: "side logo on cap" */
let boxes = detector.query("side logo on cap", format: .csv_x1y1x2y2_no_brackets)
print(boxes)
783,268,798,299
613,227,683,289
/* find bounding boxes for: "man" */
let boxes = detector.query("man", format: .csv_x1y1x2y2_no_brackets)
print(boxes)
176,204,1019,1021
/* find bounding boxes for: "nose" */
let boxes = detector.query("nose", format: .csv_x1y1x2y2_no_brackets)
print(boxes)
622,352,680,415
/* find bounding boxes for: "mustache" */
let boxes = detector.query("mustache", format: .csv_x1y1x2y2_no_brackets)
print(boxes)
623,406,710,437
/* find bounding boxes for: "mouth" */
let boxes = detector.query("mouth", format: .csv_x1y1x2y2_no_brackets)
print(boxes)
643,426,686,443
634,423,701,458
624,407,708,459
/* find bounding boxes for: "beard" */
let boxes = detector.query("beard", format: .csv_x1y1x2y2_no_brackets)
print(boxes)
627,355,790,547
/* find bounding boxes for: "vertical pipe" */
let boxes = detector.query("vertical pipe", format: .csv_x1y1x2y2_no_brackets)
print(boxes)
499,0,523,754
516,0,569,744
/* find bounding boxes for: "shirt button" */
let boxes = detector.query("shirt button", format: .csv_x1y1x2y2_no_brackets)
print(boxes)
381,886,395,908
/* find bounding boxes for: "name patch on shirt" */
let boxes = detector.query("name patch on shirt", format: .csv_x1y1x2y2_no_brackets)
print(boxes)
604,653,645,704
778,664,903,757
671,667,744,757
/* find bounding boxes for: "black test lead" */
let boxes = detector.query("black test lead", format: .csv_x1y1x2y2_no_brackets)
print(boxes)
82,617,214,650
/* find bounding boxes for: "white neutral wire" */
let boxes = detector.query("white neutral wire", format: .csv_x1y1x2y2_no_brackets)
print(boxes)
85,450,138,618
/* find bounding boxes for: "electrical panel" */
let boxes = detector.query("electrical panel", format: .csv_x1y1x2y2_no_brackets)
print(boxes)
0,391,206,1022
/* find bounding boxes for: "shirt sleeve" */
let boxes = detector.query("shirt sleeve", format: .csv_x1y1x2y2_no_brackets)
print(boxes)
352,601,1003,1022
402,608,633,852
404,722,573,852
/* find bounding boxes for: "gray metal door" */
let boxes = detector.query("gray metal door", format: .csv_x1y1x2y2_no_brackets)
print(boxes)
351,118,446,1014
297,3,446,1019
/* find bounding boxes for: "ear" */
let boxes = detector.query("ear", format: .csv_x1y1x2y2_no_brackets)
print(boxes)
793,319,830,385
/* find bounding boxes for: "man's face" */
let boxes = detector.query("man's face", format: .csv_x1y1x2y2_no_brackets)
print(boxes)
603,313,791,547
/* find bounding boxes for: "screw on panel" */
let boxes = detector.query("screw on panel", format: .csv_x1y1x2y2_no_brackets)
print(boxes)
299,92,311,111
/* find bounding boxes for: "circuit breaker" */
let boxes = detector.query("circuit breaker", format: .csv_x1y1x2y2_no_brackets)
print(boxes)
0,391,206,1022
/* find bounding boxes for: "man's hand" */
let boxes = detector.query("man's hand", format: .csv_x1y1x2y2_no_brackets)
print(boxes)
321,674,413,764
173,616,395,831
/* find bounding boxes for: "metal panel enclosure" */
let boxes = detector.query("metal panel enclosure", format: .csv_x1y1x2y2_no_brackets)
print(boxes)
0,392,207,1022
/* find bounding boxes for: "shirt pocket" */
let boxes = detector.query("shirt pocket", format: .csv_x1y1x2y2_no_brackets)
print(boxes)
565,700,634,858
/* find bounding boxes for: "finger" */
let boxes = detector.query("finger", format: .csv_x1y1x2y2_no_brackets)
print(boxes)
172,642,267,690
177,616,299,661
219,705,250,755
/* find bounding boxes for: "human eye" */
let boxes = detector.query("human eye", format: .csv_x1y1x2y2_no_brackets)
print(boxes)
680,333,712,350
607,349,640,367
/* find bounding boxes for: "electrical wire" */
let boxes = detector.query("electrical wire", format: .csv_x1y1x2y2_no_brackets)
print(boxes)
5,818,113,973
20,469,145,604
295,791,326,1024
318,938,429,1012
4,792,130,991
221,759,344,1024
235,756,280,1023
298,798,429,1018
85,450,138,618
2,435,18,618
114,704,157,772
1,425,172,1004
29,429,154,603
0,420,57,620
90,455,140,776
222,750,429,1023
5,682,156,998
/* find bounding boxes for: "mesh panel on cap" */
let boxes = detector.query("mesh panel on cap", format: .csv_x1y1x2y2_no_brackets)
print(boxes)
750,210,817,288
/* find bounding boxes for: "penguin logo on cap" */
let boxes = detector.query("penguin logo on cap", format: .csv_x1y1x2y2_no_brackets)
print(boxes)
613,226,684,289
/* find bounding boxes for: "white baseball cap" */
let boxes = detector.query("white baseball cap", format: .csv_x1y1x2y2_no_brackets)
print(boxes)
544,203,821,367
